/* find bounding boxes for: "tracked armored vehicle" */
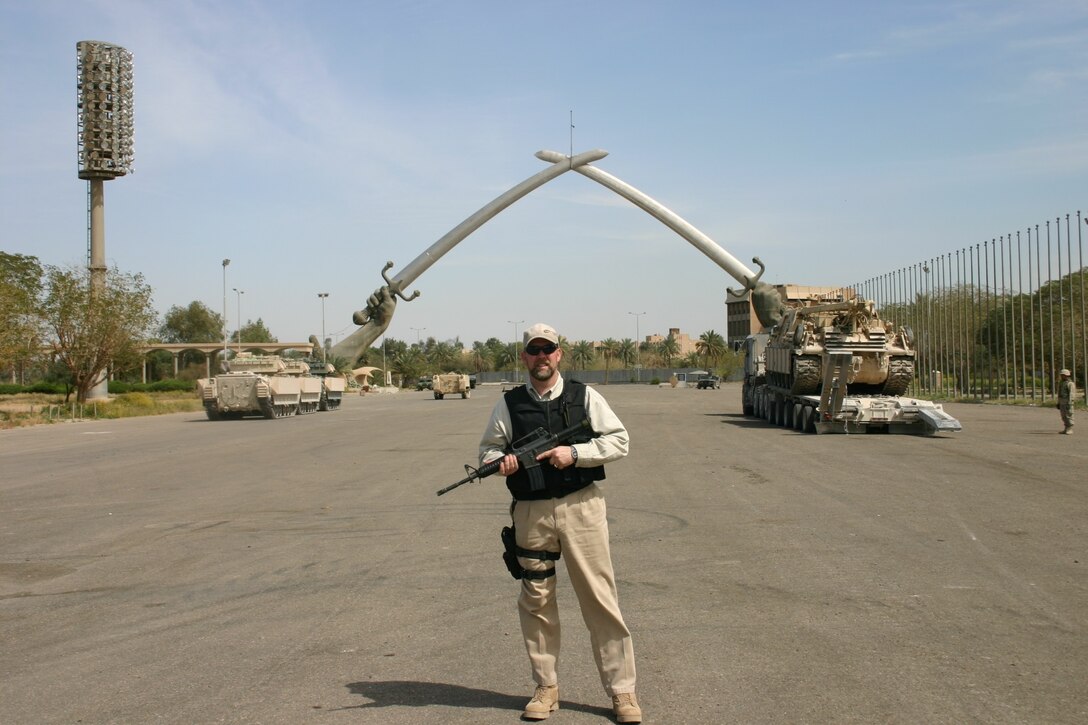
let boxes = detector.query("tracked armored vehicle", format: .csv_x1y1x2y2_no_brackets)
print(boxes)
742,296,959,435
765,297,915,397
306,359,346,410
197,353,324,420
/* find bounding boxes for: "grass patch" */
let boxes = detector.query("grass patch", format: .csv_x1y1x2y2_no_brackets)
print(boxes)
0,391,203,429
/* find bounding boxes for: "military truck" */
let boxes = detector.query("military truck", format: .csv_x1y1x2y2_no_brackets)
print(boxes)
197,353,324,420
432,372,471,399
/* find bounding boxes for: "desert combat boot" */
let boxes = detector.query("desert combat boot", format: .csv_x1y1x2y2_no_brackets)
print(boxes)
523,685,559,720
612,692,642,723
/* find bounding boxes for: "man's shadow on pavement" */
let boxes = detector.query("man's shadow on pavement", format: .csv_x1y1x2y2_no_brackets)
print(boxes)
343,680,612,719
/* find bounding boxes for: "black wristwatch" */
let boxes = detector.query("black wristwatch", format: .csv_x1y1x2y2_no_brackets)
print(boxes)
570,446,578,463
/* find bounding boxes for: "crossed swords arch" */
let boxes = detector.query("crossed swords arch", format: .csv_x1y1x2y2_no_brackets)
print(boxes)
339,148,770,355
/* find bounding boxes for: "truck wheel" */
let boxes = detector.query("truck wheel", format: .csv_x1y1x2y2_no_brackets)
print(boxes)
802,406,816,433
462,391,469,399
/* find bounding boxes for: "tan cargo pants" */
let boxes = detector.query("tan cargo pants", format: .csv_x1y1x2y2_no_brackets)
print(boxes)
512,483,637,695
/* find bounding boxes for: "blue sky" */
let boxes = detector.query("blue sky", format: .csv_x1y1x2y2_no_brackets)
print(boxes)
2,0,1085,346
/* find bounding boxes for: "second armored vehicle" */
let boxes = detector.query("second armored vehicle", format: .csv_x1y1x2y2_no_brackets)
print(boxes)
197,353,325,420
432,372,471,399
306,359,346,410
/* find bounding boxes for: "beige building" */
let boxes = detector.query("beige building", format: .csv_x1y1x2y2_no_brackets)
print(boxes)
644,328,699,357
592,328,699,357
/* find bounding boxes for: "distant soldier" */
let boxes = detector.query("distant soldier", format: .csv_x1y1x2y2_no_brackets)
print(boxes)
1057,369,1075,435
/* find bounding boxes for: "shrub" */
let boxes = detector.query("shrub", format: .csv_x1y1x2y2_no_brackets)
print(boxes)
116,392,155,408
148,379,195,393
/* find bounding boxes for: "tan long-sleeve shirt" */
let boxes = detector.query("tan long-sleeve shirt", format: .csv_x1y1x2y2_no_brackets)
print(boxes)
479,374,629,469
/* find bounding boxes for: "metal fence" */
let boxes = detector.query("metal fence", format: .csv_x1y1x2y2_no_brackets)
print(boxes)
843,211,1085,402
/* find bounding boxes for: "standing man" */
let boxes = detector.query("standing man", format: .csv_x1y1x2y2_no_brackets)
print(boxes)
1058,369,1075,434
479,323,641,723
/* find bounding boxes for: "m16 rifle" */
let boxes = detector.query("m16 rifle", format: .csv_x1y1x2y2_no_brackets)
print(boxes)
436,419,592,496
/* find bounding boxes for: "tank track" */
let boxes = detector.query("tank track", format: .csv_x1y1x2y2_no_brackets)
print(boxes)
882,356,915,396
791,355,822,395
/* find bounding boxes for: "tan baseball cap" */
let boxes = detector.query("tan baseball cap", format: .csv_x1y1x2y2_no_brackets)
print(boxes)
1060,369,1071,376
523,322,559,346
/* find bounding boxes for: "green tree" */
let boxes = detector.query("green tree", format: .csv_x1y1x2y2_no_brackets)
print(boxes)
657,334,680,369
327,354,354,377
160,300,223,370
391,347,427,386
571,340,596,371
618,339,636,370
41,265,157,402
0,252,45,384
160,301,222,343
697,330,727,369
599,338,619,383
429,340,460,371
471,340,493,372
493,342,517,375
679,351,701,368
237,318,276,346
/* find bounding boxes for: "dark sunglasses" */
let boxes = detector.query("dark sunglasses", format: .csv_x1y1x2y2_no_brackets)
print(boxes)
524,343,558,356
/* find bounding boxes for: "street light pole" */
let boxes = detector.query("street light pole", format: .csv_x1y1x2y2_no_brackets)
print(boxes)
221,259,230,363
411,327,426,344
508,319,524,383
233,288,244,352
628,311,645,381
317,293,329,361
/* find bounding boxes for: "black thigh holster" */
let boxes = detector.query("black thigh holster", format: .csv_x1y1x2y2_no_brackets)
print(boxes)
501,525,560,581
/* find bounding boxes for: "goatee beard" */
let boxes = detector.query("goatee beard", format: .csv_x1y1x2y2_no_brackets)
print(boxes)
530,364,554,381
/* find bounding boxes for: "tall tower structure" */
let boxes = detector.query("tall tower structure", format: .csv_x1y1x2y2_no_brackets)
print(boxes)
76,40,134,399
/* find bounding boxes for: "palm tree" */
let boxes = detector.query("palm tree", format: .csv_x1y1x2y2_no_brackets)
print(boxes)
618,339,636,371
493,343,517,378
429,340,459,371
392,347,427,386
599,338,619,383
658,334,680,369
679,351,702,368
327,354,354,377
571,340,596,371
471,340,492,372
697,330,727,370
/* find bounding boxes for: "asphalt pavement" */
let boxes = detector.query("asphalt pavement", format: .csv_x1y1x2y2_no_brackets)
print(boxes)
1,383,1085,724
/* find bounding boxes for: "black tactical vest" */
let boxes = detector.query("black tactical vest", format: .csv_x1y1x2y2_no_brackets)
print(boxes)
504,380,605,500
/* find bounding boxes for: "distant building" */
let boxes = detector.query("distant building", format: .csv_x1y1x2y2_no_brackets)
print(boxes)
725,284,854,349
644,328,698,357
590,328,699,357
